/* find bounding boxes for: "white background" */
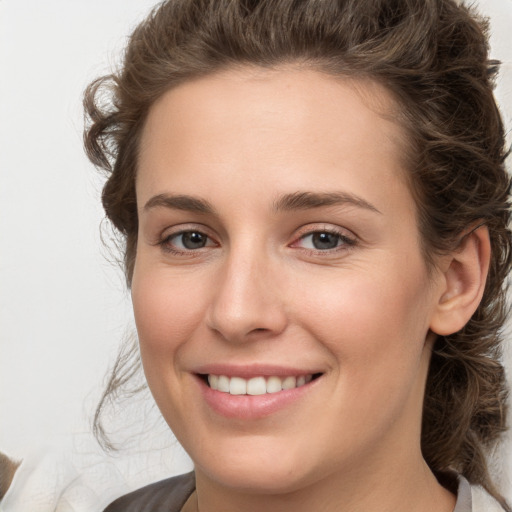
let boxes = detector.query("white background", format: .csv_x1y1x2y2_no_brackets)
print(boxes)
1,0,511,501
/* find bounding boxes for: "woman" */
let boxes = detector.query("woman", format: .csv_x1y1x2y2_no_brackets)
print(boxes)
84,0,512,510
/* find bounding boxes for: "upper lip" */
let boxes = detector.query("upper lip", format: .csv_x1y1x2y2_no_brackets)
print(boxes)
193,363,323,379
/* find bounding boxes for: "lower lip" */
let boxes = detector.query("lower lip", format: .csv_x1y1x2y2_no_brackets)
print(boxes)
196,376,319,419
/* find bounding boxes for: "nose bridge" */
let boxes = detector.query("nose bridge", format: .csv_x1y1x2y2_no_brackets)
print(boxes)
207,238,286,341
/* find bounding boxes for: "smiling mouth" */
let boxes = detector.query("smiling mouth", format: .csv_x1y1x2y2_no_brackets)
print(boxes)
200,373,322,396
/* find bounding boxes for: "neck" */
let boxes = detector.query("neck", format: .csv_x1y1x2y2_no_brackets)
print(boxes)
192,453,456,512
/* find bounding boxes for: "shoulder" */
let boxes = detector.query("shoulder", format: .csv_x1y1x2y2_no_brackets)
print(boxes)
103,472,195,512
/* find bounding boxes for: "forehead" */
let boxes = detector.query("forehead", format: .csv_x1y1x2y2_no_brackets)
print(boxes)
140,65,406,146
137,66,412,211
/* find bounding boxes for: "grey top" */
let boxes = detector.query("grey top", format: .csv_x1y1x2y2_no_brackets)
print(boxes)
103,471,505,512
104,472,195,512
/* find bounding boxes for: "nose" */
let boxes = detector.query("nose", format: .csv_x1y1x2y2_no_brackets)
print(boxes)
205,246,288,343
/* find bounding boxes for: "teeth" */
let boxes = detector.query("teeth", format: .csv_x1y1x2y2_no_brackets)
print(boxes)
217,375,230,392
266,376,282,394
208,375,218,389
207,374,315,395
247,376,267,395
281,376,296,390
229,377,247,395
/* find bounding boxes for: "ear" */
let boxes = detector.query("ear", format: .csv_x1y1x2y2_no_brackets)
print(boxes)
429,225,490,337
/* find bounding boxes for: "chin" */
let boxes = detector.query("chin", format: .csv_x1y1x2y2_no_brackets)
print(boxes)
192,441,328,495
203,465,311,494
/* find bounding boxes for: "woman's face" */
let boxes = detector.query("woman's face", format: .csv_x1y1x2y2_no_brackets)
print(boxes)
132,67,445,492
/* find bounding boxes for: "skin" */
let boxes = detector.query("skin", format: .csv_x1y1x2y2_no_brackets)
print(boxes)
132,66,488,512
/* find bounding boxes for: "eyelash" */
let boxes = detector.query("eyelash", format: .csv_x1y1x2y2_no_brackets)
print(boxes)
292,227,357,253
157,226,357,256
158,229,217,256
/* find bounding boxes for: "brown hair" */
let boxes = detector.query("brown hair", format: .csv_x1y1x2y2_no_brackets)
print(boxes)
84,0,511,506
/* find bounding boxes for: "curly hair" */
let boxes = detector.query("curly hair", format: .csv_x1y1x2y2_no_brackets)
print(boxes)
84,0,512,506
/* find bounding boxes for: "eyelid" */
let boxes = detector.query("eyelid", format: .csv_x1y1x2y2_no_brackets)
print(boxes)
156,224,219,254
290,224,358,251
169,231,216,247
293,223,356,239
153,222,357,255
157,223,214,241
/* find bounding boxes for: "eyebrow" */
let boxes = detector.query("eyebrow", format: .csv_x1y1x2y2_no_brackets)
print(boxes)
273,191,381,214
144,194,216,214
143,190,381,216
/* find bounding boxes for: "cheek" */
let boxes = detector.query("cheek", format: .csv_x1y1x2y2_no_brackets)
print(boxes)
130,265,213,424
131,267,207,360
297,267,433,437
296,261,432,373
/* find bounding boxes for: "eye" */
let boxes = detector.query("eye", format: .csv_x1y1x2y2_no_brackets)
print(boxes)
295,230,356,251
162,230,215,252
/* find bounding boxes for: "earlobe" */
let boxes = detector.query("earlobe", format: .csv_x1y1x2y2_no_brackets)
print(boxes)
429,225,490,336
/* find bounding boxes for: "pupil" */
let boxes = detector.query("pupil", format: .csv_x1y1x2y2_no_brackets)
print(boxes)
182,232,206,249
312,232,339,250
